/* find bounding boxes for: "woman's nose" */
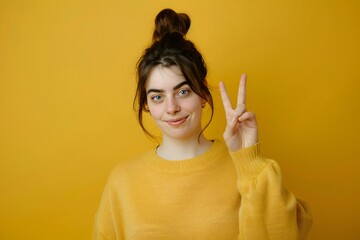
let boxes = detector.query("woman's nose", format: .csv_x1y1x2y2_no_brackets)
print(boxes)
166,97,180,114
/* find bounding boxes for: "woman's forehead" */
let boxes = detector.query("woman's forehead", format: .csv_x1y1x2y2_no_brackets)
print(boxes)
146,65,186,89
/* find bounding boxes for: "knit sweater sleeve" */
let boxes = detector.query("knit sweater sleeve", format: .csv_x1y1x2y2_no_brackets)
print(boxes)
229,143,313,240
92,179,118,240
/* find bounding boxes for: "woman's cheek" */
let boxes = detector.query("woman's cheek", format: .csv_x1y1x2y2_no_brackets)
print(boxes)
149,105,162,118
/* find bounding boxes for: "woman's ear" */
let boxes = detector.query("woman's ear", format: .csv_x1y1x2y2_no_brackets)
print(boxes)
144,102,150,112
201,99,206,109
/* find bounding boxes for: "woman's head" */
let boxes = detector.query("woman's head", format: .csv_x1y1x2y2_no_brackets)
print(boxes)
134,8,214,139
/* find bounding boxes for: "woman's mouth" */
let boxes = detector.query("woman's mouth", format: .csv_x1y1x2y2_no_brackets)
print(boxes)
165,116,188,126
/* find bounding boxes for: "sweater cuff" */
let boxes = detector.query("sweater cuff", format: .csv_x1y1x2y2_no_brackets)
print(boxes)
229,143,269,181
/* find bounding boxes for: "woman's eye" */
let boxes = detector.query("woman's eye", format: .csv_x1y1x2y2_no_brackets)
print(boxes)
178,89,189,96
151,95,162,102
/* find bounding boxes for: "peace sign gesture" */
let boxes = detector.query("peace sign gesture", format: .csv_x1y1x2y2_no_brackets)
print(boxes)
219,74,258,152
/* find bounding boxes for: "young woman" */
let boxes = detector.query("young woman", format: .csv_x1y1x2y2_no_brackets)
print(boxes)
93,8,313,240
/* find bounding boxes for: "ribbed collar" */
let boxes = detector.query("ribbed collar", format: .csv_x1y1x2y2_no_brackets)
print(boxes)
144,139,228,173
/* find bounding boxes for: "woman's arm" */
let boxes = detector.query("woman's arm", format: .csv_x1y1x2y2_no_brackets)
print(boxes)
219,75,313,239
230,144,313,239
92,182,117,240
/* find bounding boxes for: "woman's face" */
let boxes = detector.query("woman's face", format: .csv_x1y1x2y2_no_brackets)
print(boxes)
145,65,204,140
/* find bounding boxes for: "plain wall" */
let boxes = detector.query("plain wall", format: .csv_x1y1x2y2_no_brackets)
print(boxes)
1,0,359,239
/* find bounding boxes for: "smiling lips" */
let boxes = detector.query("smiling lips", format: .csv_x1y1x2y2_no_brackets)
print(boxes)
164,116,188,126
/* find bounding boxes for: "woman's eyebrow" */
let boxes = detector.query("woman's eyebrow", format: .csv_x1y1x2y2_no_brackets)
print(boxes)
147,81,189,95
173,81,188,90
147,89,163,94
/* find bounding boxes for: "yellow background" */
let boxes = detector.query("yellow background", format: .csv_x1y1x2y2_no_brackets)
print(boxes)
1,0,359,239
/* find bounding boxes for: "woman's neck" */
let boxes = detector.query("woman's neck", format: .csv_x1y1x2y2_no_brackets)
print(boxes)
156,134,213,160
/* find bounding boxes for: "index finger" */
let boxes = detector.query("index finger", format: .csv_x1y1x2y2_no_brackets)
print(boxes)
237,74,247,106
219,81,233,110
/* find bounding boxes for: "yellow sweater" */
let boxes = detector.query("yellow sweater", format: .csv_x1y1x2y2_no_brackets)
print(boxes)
93,140,312,239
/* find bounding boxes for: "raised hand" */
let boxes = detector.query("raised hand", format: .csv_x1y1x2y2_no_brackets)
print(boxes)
219,74,258,152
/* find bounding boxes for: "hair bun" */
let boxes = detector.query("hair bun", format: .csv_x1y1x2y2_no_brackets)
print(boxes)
152,8,191,42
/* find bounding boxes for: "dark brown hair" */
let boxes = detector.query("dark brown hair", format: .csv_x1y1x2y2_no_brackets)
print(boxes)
134,8,214,139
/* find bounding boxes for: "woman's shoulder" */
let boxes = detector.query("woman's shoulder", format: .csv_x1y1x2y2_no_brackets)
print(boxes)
107,149,155,182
